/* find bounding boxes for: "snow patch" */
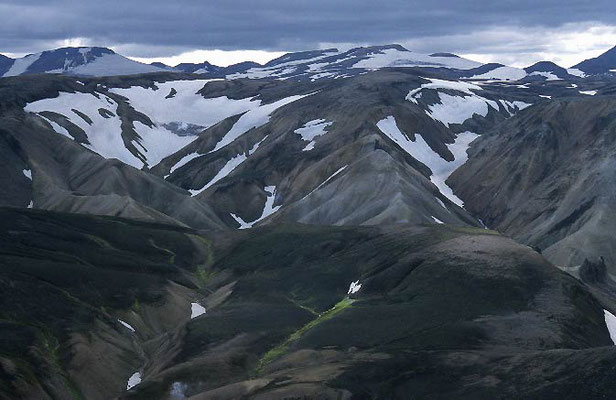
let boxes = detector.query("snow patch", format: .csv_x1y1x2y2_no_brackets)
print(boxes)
190,303,206,319
470,66,527,81
348,280,362,294
118,319,135,333
211,93,312,153
3,53,42,77
376,116,478,206
604,309,616,345
529,71,561,81
579,90,597,96
567,68,586,78
126,372,142,390
295,119,332,151
170,152,202,174
431,216,444,224
22,169,32,180
25,92,142,167
352,48,481,70
69,53,165,76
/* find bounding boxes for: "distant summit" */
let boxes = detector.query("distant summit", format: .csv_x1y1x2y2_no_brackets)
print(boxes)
573,45,616,74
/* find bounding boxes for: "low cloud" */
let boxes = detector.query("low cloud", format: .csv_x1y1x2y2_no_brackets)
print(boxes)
1,1,615,66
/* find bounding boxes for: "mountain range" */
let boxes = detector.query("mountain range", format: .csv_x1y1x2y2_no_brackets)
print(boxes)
2,43,616,399
3,43,616,80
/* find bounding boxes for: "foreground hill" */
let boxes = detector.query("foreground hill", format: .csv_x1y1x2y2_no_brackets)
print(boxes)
1,208,616,399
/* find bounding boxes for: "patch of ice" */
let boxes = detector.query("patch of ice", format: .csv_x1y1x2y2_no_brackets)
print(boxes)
22,169,32,180
348,280,362,294
539,95,552,99
604,309,616,345
118,319,135,333
27,201,33,209
126,372,142,390
190,302,206,319
579,90,597,96
376,116,478,206
431,216,444,224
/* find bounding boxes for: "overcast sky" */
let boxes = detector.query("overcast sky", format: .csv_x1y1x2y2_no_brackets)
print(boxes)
1,0,616,67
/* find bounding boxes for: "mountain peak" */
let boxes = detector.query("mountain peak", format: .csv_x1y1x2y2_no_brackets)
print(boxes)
573,44,616,74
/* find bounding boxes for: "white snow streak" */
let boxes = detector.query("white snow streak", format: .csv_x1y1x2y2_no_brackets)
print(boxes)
189,136,267,196
118,319,135,333
579,90,597,96
376,116,478,206
431,216,444,224
22,169,32,180
230,185,281,229
170,152,202,174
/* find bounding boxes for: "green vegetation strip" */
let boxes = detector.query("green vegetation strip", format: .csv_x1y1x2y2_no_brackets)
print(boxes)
257,297,354,373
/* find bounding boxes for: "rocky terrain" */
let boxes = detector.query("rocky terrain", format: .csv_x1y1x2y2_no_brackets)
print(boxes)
2,208,616,400
2,43,616,399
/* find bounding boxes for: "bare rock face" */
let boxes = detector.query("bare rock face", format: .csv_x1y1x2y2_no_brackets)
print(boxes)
580,257,608,284
449,97,616,273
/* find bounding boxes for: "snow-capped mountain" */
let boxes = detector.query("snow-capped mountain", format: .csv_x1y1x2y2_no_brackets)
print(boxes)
175,61,221,74
0,47,168,77
225,44,531,81
0,43,591,82
573,45,616,75
523,61,572,81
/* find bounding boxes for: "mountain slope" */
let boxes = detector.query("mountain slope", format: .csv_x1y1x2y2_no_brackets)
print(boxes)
524,61,571,81
449,96,616,273
0,75,227,230
1,47,167,77
227,44,529,81
573,45,616,74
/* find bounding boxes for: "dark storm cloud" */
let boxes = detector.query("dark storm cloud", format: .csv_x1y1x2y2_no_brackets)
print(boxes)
1,0,615,56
